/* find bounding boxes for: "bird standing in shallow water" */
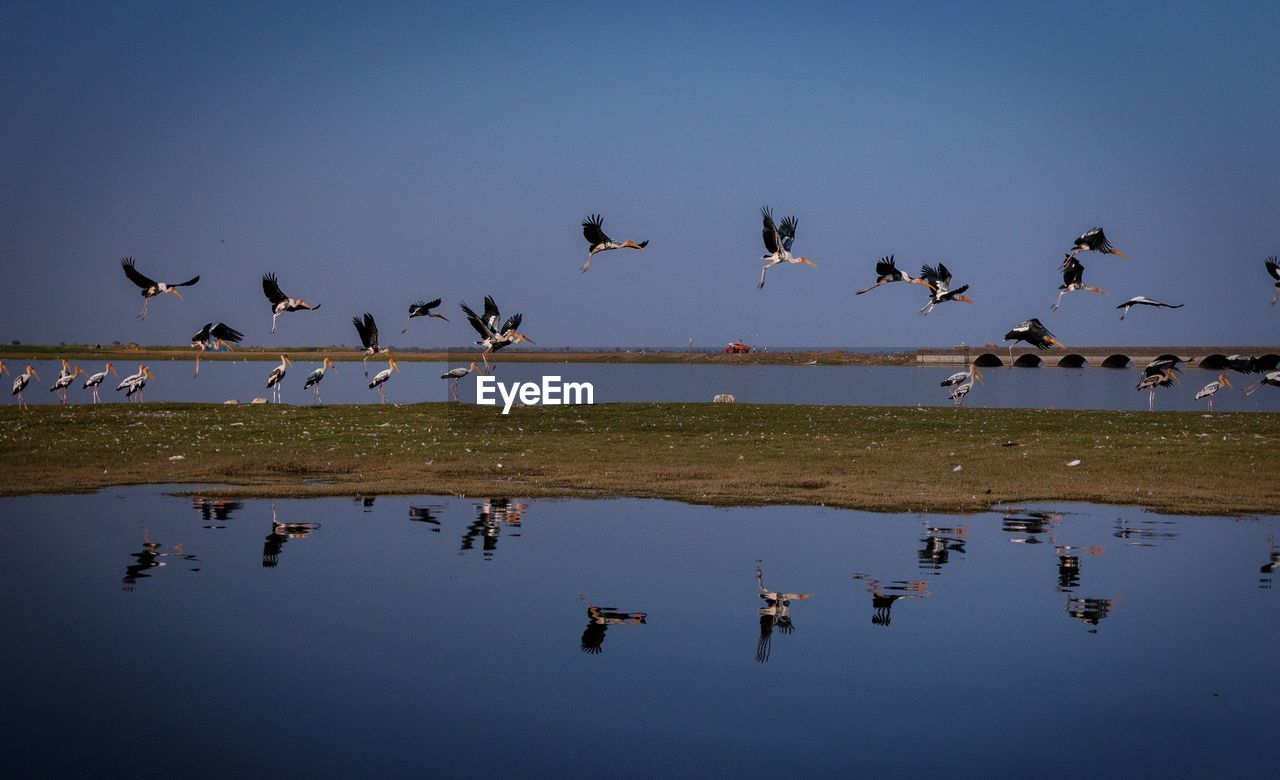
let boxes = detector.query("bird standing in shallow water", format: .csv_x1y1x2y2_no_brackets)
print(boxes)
581,214,648,273
757,206,815,289
1136,365,1179,411
441,361,481,401
116,364,155,402
11,364,38,409
302,357,337,404
368,357,399,404
49,360,86,405
266,355,292,403
1195,374,1232,411
121,258,200,320
82,363,118,404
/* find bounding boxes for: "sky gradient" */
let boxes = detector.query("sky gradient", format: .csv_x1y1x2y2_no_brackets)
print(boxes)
2,1,1278,349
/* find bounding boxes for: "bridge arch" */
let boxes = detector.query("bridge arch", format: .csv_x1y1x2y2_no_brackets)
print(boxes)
1057,354,1087,368
973,353,1004,367
1013,354,1042,367
1100,354,1130,368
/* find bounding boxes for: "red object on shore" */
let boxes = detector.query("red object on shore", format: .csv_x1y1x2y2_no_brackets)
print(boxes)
725,341,752,354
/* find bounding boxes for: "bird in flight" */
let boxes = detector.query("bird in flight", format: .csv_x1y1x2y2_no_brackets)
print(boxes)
1116,296,1183,321
581,214,648,273
121,258,200,320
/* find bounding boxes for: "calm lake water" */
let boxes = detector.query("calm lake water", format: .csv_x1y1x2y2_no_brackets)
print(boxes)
11,358,1280,411
2,488,1277,776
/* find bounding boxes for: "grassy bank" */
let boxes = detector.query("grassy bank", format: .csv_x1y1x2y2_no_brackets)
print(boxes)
2,402,1278,514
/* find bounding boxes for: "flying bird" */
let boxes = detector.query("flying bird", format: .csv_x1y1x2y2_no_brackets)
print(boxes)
757,206,815,289
1069,227,1128,258
368,357,399,404
1136,366,1179,411
401,298,449,334
262,273,321,333
581,214,648,273
1116,296,1183,321
1003,318,1065,361
82,362,118,404
190,322,244,377
1195,374,1232,411
1051,255,1108,311
266,354,292,403
441,361,481,402
1265,257,1279,306
302,357,338,404
121,258,200,320
1243,371,1280,396
10,364,38,409
855,255,925,295
352,313,390,376
116,364,155,402
459,296,533,370
917,263,973,315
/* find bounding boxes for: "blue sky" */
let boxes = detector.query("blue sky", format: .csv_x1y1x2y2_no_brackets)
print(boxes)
2,1,1277,348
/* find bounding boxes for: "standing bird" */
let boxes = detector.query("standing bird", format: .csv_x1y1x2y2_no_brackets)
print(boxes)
1265,257,1279,306
49,360,86,405
581,214,648,273
1004,318,1065,361
459,296,533,370
302,357,338,404
1069,227,1128,258
266,355,292,403
352,313,390,376
190,322,244,377
401,298,449,334
1051,255,1108,311
1136,366,1179,411
11,364,39,409
116,364,155,402
1195,374,1232,411
941,364,983,388
368,357,399,404
120,258,200,320
1243,371,1280,396
262,273,321,333
441,361,480,401
855,255,925,295
83,362,118,404
917,263,973,315
1116,296,1183,321
948,376,979,406
757,206,815,289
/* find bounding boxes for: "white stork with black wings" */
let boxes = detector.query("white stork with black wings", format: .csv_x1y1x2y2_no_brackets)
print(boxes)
917,263,973,316
121,258,200,320
1116,296,1183,321
191,322,244,377
262,273,321,333
1051,255,1108,311
855,255,925,295
581,214,648,273
1069,227,1128,258
459,296,533,370
401,298,449,334
757,206,815,289
353,313,390,376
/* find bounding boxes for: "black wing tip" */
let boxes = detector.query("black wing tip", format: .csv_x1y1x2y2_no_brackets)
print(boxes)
120,257,135,266
583,213,604,227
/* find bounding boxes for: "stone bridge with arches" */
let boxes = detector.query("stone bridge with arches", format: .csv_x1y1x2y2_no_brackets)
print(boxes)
916,346,1280,370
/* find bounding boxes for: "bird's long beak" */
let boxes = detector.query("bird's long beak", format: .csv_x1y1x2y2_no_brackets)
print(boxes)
108,364,118,376
217,339,232,351
1047,336,1066,348
516,333,534,344
955,295,975,304
29,367,40,380
800,258,817,267
624,241,645,250
432,313,450,321
1111,250,1129,259
1169,371,1180,383
1222,375,1232,388
169,288,183,299
144,367,155,380
973,366,984,383
392,359,400,373
1093,288,1110,296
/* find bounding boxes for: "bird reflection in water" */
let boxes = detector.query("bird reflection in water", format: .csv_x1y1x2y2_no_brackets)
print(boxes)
262,503,321,568
1053,544,1103,593
918,524,967,573
408,503,446,533
460,499,527,559
122,529,200,591
1113,518,1179,548
755,567,813,663
853,574,929,627
355,496,377,512
190,495,243,529
579,596,647,655
1261,535,1279,590
1066,596,1115,632
1002,511,1062,544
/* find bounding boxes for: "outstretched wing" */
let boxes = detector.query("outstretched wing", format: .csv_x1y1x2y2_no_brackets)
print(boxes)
935,262,953,286
482,295,501,331
501,312,523,334
761,206,781,255
918,264,944,290
121,258,157,290
459,301,495,339
352,313,378,349
172,274,200,287
778,215,798,252
582,214,611,247
875,255,898,277
211,323,244,343
1062,256,1084,286
1265,257,1279,281
262,273,288,305
192,323,213,342
411,297,443,314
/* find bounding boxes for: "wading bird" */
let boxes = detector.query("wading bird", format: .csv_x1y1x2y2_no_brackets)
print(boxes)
368,357,398,404
262,273,321,333
948,375,979,406
83,362,118,403
352,313,390,376
190,322,244,377
441,361,481,401
401,298,449,334
1243,371,1280,396
49,360,86,405
121,258,200,320
302,357,337,403
917,263,973,315
757,206,815,289
1051,255,1108,311
581,214,648,273
1003,318,1065,361
1266,257,1279,306
1069,227,1128,258
1116,296,1183,321
854,255,924,295
459,296,533,369
11,364,39,409
116,364,155,402
1195,374,1232,411
266,355,292,403
1136,366,1179,411
941,364,983,387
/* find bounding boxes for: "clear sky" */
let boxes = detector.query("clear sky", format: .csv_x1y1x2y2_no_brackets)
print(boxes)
2,0,1277,349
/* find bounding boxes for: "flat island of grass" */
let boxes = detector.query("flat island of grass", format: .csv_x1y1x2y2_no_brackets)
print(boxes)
2,402,1278,514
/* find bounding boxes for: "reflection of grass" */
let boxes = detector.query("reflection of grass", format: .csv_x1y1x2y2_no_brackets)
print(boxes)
1,403,1277,514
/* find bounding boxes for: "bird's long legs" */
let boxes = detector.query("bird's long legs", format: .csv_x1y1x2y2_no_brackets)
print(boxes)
138,298,150,321
758,259,780,289
1148,388,1155,412
91,387,100,404
918,300,934,316
582,252,596,273
16,390,25,410
377,385,387,405
362,354,370,377
449,379,461,402
854,281,885,295
312,385,321,404
1051,291,1067,311
271,313,279,334
194,350,203,378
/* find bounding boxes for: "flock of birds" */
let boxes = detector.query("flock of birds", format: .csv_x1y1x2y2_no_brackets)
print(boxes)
5,218,1280,410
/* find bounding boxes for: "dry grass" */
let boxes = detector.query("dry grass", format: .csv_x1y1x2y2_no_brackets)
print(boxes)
1,402,1278,514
